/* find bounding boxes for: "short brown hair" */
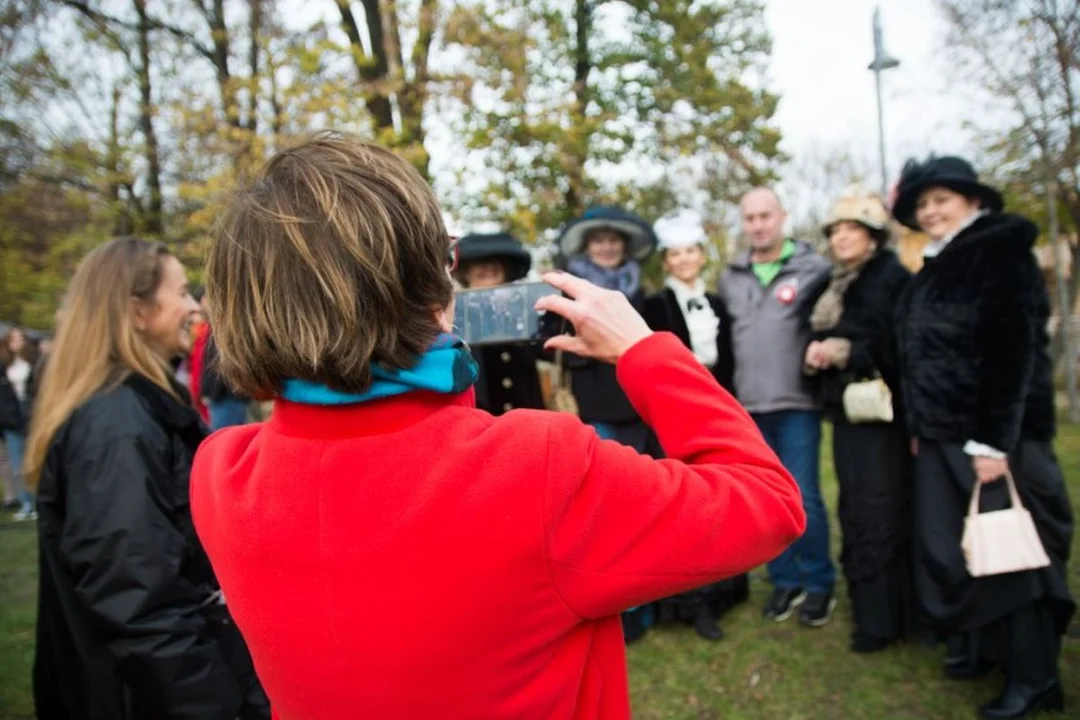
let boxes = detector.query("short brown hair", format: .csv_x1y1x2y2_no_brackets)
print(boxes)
206,132,452,397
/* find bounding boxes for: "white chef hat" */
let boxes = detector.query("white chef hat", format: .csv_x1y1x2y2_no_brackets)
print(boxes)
655,209,708,251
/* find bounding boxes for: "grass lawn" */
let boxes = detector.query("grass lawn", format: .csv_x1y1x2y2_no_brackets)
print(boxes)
1,427,1077,719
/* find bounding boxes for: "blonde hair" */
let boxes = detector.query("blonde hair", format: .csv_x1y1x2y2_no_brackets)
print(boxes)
25,238,176,485
206,131,452,397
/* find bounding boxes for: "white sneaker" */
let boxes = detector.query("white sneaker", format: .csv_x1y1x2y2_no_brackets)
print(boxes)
13,508,37,521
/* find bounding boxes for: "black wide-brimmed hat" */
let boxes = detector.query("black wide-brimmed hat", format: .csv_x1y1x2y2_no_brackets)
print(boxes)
891,155,1004,230
557,205,657,262
455,232,532,282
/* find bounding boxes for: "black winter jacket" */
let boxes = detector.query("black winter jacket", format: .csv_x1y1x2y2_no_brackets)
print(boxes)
642,288,735,392
810,249,911,425
0,360,34,432
33,372,269,720
895,213,1055,451
565,289,645,423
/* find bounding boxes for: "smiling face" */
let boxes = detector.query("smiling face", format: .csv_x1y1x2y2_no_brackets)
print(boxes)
133,255,200,360
914,186,982,242
585,229,628,269
663,244,707,284
827,220,877,268
463,259,508,289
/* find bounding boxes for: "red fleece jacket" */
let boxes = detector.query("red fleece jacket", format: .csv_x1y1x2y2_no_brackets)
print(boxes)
190,333,805,719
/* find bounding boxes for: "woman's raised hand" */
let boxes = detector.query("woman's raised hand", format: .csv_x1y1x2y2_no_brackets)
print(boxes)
535,271,653,364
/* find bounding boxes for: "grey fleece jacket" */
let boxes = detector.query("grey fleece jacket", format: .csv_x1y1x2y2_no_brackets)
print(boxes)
717,240,831,415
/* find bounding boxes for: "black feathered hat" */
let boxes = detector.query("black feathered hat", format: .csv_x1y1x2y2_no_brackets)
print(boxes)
891,154,1003,230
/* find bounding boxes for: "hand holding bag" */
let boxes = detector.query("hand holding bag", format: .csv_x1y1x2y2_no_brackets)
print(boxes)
961,471,1051,577
547,350,579,415
842,374,894,424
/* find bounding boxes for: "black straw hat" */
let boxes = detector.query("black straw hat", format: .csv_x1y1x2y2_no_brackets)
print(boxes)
891,155,1003,230
455,232,532,282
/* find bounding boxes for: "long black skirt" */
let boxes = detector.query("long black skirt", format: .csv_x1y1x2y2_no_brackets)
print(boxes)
833,421,915,642
913,439,1075,636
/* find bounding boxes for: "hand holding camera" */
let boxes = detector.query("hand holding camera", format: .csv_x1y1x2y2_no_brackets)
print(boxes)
534,271,653,365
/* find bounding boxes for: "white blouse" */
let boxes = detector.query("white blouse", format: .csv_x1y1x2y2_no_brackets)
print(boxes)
6,357,30,403
666,277,719,368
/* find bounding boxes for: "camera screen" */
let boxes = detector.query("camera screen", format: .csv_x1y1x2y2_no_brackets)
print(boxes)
453,282,563,346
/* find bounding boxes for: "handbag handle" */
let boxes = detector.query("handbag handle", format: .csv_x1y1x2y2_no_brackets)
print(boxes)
967,470,1024,518
551,350,569,390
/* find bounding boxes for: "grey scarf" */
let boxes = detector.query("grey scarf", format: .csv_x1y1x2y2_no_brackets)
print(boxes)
566,255,642,297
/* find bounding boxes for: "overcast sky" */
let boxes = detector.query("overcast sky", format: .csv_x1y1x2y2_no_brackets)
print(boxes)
763,0,984,180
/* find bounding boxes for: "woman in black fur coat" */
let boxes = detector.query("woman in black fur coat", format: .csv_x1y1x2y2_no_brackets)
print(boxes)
642,209,747,642
803,188,913,654
893,156,1074,719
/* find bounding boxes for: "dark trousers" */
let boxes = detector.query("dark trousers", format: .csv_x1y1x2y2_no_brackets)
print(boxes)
753,410,835,594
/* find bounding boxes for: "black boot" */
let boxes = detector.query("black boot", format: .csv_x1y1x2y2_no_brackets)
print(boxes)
980,680,1064,719
981,600,1065,718
693,607,724,641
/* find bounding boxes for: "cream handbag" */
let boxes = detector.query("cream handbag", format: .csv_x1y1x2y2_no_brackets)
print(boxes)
961,472,1051,578
546,350,579,415
842,375,894,424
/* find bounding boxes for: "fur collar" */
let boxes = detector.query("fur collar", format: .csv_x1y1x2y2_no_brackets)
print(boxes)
929,213,1038,263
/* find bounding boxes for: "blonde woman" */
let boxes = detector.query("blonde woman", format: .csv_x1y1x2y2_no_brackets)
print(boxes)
26,238,268,720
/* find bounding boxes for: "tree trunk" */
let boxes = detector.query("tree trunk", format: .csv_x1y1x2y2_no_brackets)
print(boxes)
336,0,393,132
564,0,591,217
105,84,130,236
383,0,435,177
246,0,262,135
202,0,239,130
133,0,163,236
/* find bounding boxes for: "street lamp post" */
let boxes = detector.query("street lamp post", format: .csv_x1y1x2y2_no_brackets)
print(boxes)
869,7,900,196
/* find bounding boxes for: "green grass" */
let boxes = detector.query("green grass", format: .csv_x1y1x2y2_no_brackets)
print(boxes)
0,519,37,720
1,429,1077,720
626,425,1080,719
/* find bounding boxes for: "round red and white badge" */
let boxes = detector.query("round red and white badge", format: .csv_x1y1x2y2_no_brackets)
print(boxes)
775,282,798,305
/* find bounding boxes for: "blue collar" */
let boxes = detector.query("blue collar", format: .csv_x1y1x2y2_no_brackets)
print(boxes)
280,334,478,406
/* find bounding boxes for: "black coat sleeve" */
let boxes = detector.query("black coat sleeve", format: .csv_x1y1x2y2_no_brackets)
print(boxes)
642,294,667,331
973,249,1041,451
0,374,23,431
845,262,911,384
59,431,242,719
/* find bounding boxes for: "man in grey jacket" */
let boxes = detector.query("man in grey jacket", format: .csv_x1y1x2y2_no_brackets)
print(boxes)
718,187,836,627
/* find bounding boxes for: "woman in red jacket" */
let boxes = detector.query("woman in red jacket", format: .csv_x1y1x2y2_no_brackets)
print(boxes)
191,132,806,719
